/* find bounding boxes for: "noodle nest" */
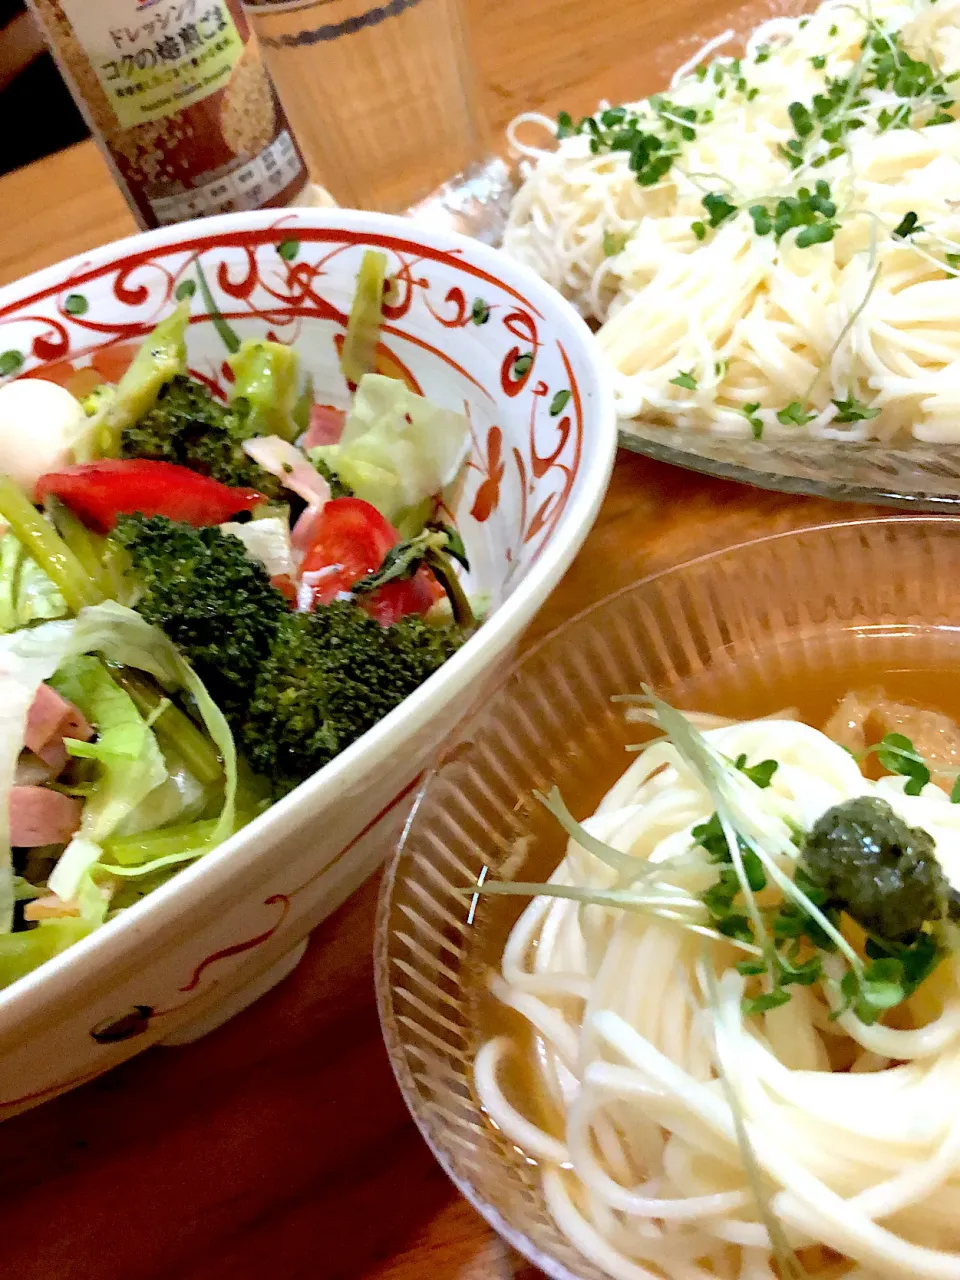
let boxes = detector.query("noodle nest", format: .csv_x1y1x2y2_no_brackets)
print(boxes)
504,0,960,445
477,713,960,1280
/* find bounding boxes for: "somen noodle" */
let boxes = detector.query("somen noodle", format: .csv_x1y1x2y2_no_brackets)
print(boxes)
475,701,960,1279
504,0,960,444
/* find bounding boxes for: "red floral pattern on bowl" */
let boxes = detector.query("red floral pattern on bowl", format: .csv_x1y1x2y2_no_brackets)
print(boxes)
0,209,616,1116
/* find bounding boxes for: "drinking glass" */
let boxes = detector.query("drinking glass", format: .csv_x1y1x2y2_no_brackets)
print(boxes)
239,0,513,240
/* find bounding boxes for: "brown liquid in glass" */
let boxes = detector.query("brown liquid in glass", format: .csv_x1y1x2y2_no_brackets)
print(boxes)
466,630,960,1138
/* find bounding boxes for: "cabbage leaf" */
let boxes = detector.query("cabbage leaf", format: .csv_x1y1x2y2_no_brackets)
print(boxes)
47,655,168,911
310,374,469,525
0,602,236,933
0,918,92,989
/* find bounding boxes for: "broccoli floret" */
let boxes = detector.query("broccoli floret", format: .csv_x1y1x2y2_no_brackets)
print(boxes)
119,375,283,499
113,515,464,793
242,603,462,791
113,514,287,718
80,384,114,418
387,611,465,676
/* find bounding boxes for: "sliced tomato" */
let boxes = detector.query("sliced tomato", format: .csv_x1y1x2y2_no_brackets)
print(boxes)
35,460,264,531
301,497,398,606
270,574,298,605
90,343,139,385
361,568,443,626
301,496,444,621
64,366,106,399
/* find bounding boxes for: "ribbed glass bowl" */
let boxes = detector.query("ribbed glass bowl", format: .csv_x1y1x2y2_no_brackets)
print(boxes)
375,516,960,1280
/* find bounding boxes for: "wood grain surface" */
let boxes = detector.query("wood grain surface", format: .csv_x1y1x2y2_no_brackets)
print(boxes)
0,3,884,1277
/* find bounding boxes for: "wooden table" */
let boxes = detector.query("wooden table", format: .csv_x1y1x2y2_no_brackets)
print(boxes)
0,5,881,1277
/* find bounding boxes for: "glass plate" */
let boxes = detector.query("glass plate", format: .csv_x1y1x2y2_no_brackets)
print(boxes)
375,516,960,1280
617,424,960,510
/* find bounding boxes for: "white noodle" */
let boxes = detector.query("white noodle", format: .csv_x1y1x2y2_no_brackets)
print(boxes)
503,0,960,443
475,716,960,1278
671,30,738,87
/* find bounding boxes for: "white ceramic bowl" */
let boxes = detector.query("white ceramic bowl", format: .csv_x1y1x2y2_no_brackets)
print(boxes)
0,208,616,1115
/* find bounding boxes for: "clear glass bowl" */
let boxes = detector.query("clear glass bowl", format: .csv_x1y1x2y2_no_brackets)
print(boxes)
375,516,960,1280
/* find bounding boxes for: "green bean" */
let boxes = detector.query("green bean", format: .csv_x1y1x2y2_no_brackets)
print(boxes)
103,811,253,867
103,819,220,866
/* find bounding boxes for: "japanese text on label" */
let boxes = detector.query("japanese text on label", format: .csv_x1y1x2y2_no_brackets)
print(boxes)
59,0,244,129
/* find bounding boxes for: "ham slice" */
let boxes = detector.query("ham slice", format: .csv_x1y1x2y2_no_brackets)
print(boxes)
290,504,328,558
242,436,332,555
23,894,80,921
32,738,68,776
24,683,93,771
15,752,56,787
302,404,346,449
10,786,82,847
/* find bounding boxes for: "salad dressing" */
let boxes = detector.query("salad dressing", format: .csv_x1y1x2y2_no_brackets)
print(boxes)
25,0,311,228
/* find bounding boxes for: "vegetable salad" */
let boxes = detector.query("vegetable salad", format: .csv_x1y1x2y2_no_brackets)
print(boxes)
0,251,474,987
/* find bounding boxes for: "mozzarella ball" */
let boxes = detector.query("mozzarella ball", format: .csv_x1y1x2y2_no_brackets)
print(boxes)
0,379,87,492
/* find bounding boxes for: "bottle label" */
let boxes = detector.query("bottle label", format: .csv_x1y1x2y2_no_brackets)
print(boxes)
148,128,303,222
58,0,245,129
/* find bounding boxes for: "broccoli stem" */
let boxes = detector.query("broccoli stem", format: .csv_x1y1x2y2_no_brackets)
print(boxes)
44,497,114,598
103,818,221,866
340,250,387,386
110,666,224,788
293,373,315,435
96,302,189,457
0,476,103,613
100,538,133,603
425,548,476,634
228,341,300,442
